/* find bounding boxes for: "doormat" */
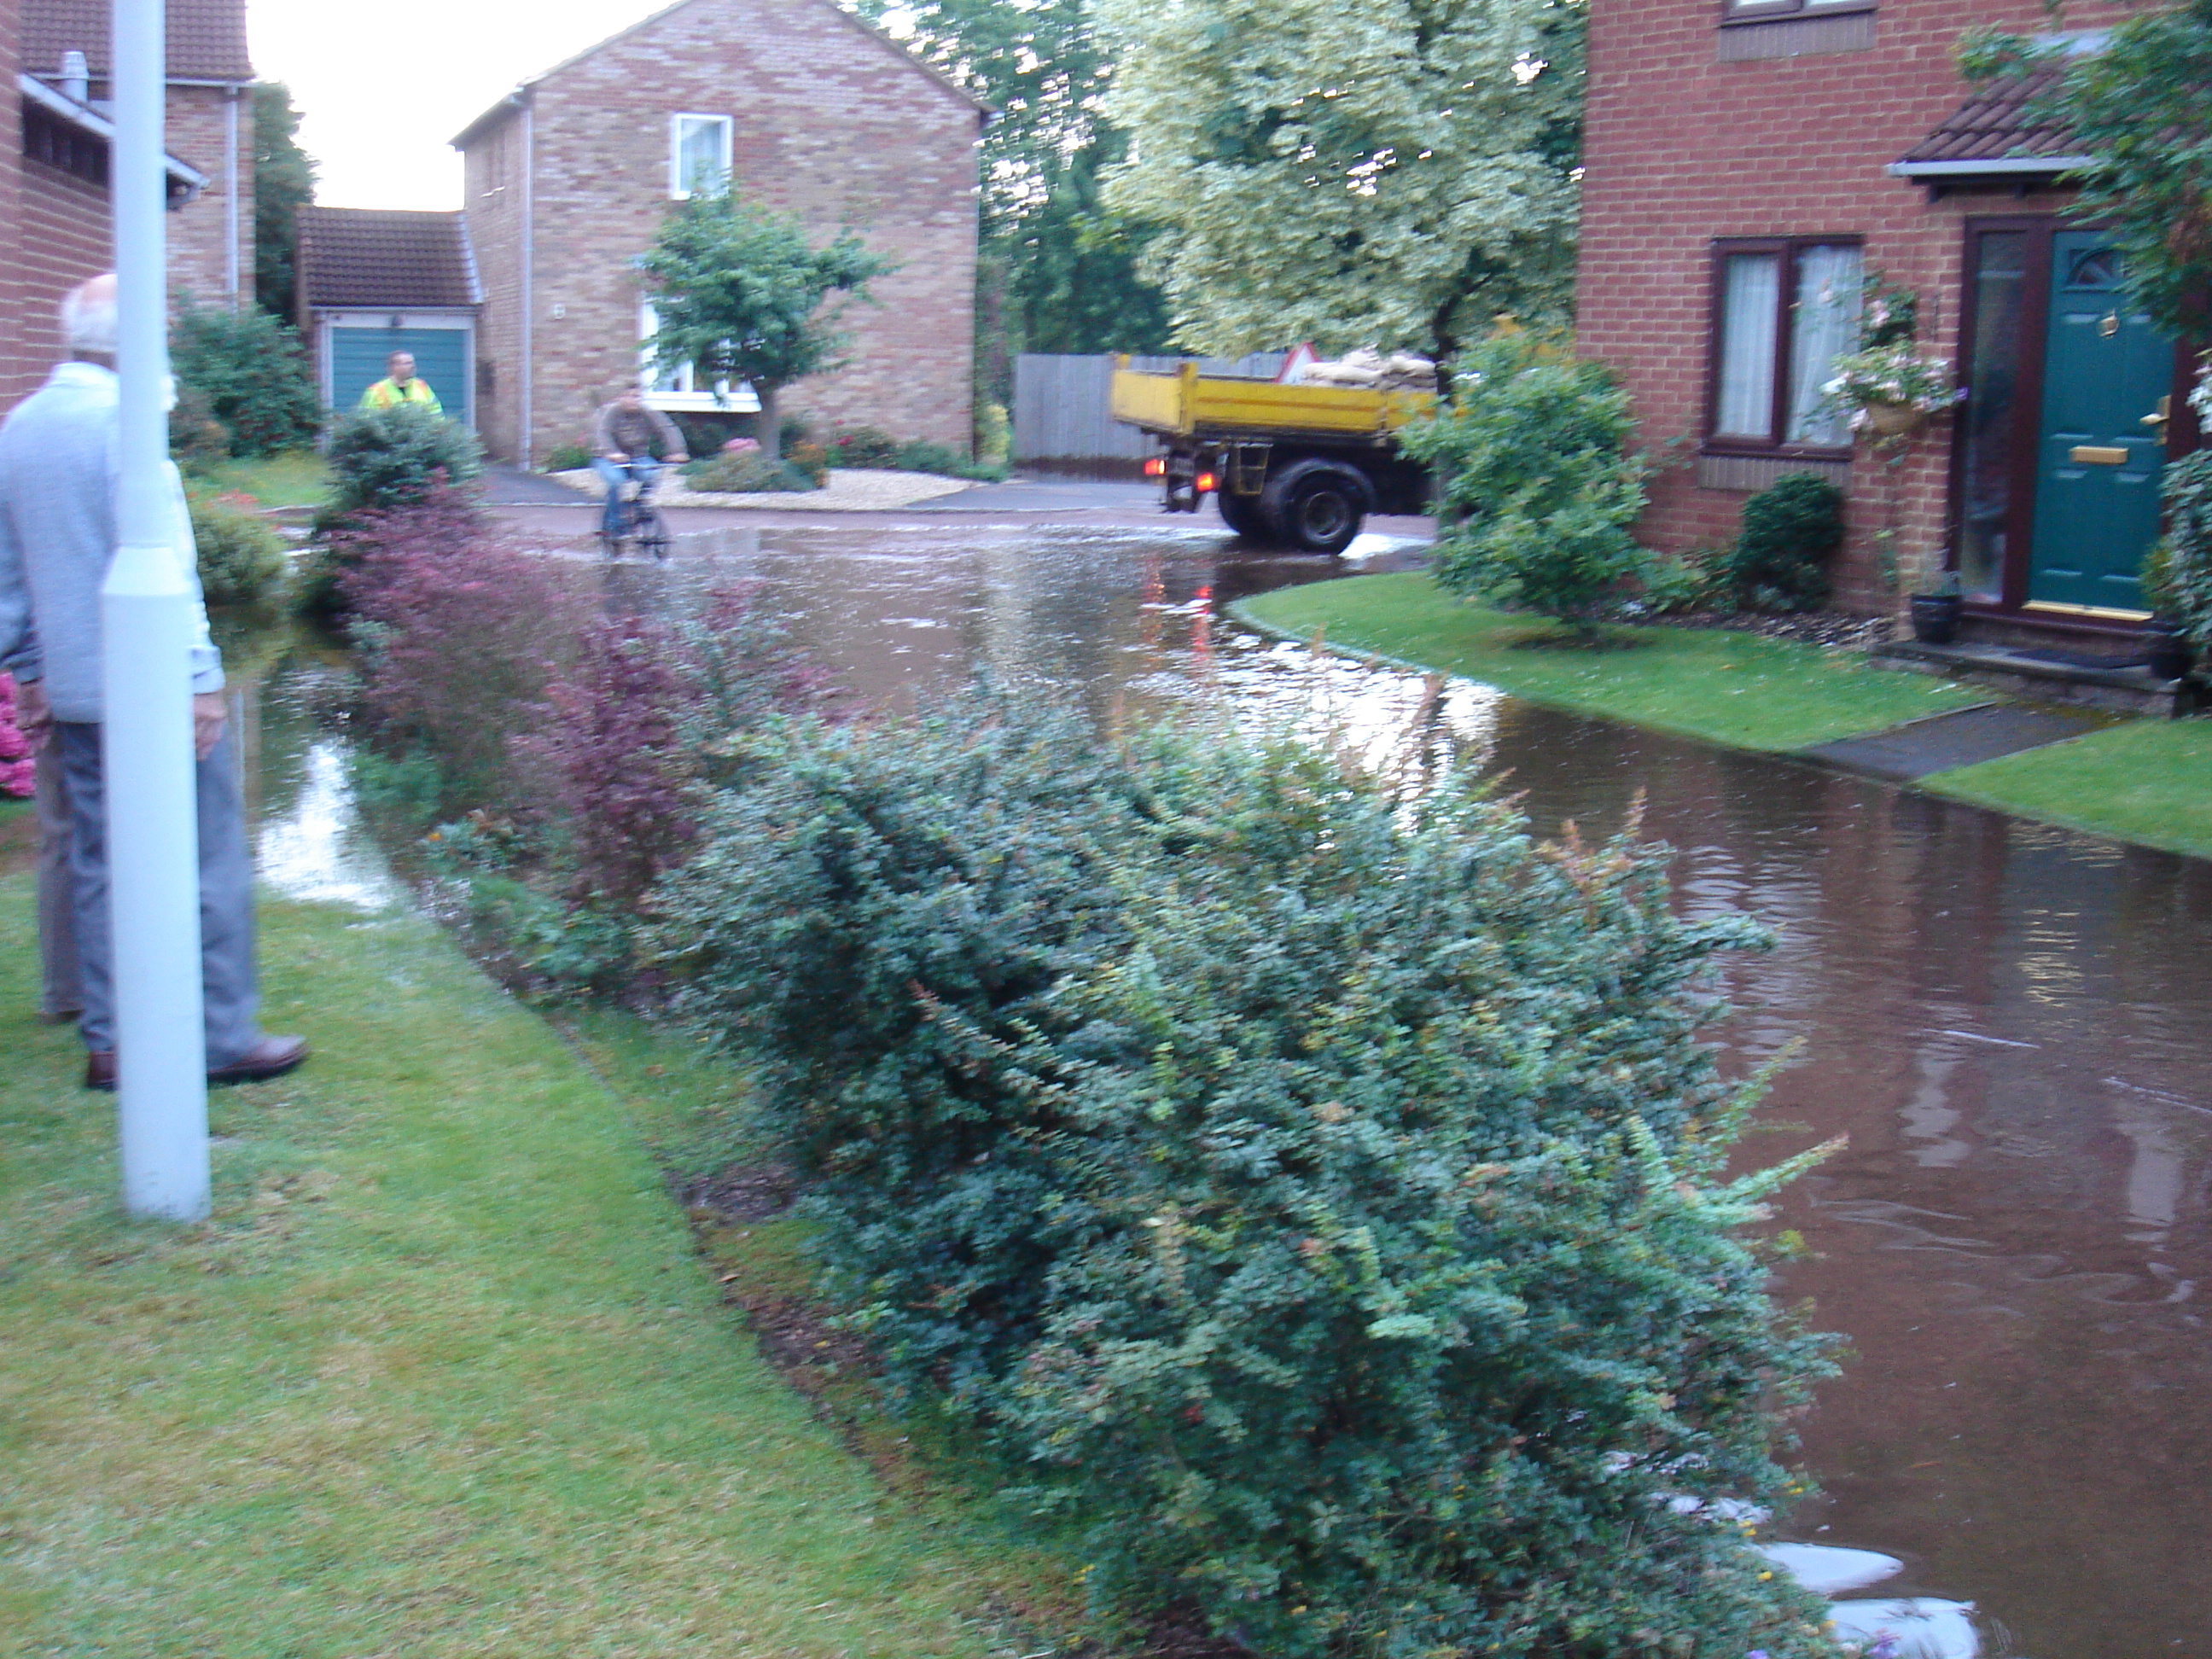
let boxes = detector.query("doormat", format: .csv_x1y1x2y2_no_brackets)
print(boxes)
2009,646,2147,671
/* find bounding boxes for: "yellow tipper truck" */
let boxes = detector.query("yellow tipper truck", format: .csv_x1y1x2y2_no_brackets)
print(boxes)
1109,356,1435,553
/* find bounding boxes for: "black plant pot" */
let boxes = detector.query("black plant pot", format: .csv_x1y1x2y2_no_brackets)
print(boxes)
2142,617,2193,683
1910,592,1964,645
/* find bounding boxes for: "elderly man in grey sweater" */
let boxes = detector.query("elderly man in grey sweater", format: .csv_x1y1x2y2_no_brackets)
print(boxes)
0,275,306,1091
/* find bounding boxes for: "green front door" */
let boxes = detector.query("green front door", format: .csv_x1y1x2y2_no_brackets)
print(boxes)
2027,231,2172,613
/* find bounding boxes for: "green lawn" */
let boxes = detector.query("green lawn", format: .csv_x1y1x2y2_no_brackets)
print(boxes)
192,450,332,509
0,882,1043,1657
1924,719,2212,859
1235,573,1984,752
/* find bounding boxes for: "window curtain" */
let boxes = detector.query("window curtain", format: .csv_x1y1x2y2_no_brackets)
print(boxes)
1786,244,1864,445
1716,253,1781,438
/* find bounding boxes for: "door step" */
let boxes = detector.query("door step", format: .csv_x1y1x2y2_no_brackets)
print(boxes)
1870,638,2197,718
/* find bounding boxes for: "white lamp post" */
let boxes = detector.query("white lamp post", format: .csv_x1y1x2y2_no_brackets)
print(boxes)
106,0,211,1221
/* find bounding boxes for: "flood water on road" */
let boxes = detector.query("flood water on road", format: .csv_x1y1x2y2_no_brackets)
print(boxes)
247,517,2211,1658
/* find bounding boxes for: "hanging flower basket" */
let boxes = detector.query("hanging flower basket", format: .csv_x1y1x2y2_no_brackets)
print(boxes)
1824,343,1965,443
1861,400,1925,439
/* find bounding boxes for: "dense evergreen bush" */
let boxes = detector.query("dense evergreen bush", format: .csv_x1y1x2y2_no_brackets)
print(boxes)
1726,474,1842,613
654,694,1842,1659
169,301,322,457
188,491,289,608
2157,451,2212,649
325,403,484,516
1402,337,1656,639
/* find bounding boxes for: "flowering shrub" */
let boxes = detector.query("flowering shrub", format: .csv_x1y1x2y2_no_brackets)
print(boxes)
0,672,36,797
1822,344,1965,431
653,691,1844,1659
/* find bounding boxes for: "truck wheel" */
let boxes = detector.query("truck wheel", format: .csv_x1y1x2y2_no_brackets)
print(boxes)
1216,489,1268,540
1260,461,1370,556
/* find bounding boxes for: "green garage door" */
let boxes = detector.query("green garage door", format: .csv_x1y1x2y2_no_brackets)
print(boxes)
329,325,471,426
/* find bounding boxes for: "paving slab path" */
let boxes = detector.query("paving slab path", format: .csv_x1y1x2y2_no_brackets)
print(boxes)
1796,699,2123,782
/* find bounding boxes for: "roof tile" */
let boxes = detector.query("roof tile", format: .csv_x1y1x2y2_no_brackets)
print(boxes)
21,0,253,83
298,208,480,310
1896,69,2081,167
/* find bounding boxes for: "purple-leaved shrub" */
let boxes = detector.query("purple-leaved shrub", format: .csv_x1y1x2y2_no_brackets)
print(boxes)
337,485,580,818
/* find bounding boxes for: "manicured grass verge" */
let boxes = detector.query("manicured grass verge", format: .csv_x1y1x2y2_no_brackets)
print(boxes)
1922,719,2212,859
193,450,332,509
1235,572,1982,751
0,882,1035,1657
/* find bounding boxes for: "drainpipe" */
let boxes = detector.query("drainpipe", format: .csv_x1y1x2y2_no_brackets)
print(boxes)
224,84,240,306
519,95,534,468
108,0,212,1220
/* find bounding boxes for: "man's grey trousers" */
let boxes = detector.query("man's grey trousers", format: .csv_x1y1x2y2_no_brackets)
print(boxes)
50,719,262,1066
35,743,81,1021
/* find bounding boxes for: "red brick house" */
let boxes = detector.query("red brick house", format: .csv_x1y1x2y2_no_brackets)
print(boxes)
448,0,989,468
0,0,254,405
1579,0,2202,640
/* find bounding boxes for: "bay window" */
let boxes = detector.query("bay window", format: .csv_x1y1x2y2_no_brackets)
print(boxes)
1708,238,1864,453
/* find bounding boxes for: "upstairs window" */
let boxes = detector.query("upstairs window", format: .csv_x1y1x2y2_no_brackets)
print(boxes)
670,114,732,200
1708,239,1865,452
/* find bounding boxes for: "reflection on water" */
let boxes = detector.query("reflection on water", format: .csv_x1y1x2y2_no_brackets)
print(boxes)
231,520,2209,1657
256,742,402,911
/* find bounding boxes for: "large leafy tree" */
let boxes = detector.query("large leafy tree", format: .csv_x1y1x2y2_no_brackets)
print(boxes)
1097,0,1584,367
253,82,316,320
635,194,894,459
856,0,1174,391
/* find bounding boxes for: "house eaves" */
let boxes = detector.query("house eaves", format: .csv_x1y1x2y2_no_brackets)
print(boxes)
19,72,208,193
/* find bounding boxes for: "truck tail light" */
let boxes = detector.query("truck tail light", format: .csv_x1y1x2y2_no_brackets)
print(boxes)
1195,472,1218,495
1144,456,1166,478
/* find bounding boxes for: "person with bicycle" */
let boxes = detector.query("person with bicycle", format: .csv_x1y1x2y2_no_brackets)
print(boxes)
591,388,689,541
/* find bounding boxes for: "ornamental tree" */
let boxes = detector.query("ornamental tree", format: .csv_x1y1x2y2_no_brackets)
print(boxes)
856,0,1174,375
1095,0,1583,368
1959,2,2212,338
636,194,895,460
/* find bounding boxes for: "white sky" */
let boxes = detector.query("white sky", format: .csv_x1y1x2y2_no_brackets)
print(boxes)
247,0,676,210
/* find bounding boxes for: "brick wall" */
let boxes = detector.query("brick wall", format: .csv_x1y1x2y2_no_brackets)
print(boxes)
16,161,111,375
1578,0,2135,612
463,0,981,465
163,82,253,311
464,112,526,460
0,0,26,406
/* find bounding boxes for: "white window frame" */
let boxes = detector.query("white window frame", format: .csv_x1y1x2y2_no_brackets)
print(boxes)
637,300,759,413
669,113,733,201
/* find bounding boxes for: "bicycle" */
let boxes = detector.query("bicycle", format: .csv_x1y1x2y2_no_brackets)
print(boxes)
598,461,671,560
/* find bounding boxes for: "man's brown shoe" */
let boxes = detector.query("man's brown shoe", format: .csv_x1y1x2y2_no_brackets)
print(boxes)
84,1039,309,1091
208,1036,309,1086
